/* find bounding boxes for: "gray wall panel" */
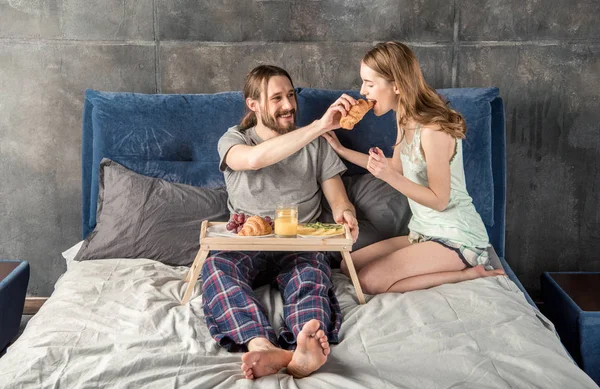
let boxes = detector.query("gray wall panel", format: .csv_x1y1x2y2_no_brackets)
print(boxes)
160,43,453,93
459,44,600,291
460,0,600,41
0,0,154,40
158,0,454,42
0,43,156,295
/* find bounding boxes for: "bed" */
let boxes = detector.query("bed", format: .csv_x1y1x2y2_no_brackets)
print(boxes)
0,87,597,389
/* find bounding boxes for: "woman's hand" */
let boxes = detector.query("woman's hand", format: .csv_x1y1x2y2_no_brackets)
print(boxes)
322,131,345,155
367,147,393,181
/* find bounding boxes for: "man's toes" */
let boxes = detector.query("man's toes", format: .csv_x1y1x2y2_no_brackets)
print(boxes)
319,335,329,347
315,329,325,339
242,352,260,366
302,319,321,335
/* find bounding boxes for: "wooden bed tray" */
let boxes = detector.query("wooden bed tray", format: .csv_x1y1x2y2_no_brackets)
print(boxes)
182,220,365,305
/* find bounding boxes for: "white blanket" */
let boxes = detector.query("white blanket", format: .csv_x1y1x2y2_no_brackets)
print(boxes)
1,258,597,389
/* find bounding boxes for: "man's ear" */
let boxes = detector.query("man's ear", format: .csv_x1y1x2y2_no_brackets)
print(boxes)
246,98,259,113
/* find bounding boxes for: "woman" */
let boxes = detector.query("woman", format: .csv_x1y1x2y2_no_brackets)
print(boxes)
323,42,505,295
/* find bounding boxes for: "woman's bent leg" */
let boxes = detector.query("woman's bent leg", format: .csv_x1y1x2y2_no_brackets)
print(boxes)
386,265,506,293
358,241,466,295
341,236,412,277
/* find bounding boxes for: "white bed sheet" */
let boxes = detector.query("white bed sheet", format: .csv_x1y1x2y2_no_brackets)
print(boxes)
1,257,597,389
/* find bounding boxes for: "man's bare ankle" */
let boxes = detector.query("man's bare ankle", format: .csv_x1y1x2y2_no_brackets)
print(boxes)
247,337,278,351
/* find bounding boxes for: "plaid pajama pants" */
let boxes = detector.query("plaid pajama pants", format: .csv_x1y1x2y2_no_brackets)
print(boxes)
201,250,342,352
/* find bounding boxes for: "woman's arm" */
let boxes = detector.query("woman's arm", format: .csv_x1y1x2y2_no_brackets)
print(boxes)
389,129,403,175
321,131,369,168
368,128,453,211
322,131,403,174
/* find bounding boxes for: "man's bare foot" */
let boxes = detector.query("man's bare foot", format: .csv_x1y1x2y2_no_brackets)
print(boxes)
241,340,292,380
286,319,330,379
469,264,506,279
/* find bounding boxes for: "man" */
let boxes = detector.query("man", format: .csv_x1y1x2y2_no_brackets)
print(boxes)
201,64,359,380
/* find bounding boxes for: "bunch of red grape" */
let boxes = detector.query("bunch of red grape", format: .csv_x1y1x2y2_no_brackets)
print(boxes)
226,212,274,234
226,212,246,233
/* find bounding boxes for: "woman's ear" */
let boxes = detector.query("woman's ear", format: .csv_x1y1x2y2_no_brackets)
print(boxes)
393,83,401,95
246,98,259,112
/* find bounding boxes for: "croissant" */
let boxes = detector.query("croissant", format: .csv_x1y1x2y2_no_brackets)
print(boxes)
238,216,273,236
339,99,374,130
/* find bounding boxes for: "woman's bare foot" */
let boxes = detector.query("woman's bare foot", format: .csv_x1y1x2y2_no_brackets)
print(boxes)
241,338,292,380
286,319,330,378
469,264,506,279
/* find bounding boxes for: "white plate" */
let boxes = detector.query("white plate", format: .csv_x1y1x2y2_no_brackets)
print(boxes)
207,224,274,238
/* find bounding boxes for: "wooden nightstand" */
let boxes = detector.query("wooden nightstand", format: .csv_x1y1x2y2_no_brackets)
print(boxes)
541,272,600,386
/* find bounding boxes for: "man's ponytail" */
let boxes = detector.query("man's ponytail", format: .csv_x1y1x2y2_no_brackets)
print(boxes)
240,111,257,131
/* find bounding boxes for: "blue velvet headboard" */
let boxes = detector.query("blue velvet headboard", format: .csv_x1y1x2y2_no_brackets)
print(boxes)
81,87,506,259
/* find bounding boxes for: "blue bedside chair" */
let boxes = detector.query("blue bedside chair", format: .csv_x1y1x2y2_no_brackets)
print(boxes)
0,260,30,353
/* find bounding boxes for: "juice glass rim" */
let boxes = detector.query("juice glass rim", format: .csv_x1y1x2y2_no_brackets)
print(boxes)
276,204,298,210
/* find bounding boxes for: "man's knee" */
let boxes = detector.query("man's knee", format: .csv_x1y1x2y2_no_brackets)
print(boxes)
203,253,238,275
300,252,331,274
298,263,331,283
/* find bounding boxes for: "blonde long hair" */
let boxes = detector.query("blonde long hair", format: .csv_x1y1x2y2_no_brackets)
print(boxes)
362,42,466,141
239,65,295,131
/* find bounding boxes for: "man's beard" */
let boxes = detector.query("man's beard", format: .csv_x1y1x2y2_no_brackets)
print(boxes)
260,108,297,135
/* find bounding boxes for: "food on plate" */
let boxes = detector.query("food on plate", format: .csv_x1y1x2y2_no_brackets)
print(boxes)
238,215,273,236
226,213,274,234
297,222,344,236
226,212,247,233
339,99,374,130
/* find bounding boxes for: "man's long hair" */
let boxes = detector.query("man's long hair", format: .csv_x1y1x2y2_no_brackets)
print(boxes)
362,41,466,141
239,65,296,131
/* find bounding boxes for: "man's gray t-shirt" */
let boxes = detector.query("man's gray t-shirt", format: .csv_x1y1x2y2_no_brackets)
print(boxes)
218,125,347,223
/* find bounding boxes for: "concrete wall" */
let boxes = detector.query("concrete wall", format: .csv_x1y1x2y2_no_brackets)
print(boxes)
1,1,598,298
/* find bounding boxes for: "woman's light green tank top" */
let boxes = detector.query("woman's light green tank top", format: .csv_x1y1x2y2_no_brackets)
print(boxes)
399,125,489,249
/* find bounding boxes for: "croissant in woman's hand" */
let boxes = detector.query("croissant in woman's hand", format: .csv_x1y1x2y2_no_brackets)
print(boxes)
238,216,273,236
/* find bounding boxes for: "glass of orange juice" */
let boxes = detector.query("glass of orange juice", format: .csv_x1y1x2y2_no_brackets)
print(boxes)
274,204,298,238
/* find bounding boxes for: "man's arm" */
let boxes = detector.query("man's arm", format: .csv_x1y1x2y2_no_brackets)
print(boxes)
225,121,325,171
225,104,347,171
321,175,359,242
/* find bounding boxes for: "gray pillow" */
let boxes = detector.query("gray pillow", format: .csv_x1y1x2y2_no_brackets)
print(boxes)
74,159,229,266
319,173,411,251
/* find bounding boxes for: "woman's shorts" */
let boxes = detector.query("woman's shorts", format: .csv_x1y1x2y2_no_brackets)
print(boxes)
408,231,492,269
